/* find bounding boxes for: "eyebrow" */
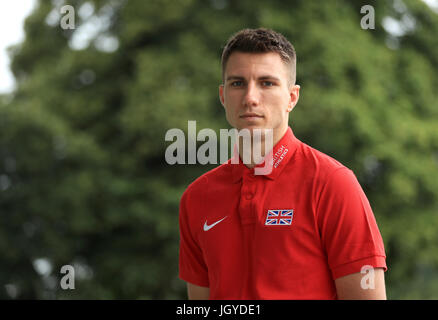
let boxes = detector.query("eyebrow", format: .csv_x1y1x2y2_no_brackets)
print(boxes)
226,75,281,82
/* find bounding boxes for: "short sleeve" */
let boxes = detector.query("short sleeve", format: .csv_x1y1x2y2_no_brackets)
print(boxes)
178,190,209,287
316,168,387,279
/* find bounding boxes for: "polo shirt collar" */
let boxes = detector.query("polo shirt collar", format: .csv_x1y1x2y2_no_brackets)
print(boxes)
229,126,299,182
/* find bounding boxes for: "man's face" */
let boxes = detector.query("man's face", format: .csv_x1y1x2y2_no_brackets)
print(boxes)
219,52,300,142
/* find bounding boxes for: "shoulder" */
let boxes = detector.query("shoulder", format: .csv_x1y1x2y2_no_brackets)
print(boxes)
293,140,353,181
181,161,231,204
295,143,370,214
290,141,366,204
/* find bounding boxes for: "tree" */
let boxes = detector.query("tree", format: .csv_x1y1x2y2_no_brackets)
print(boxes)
1,0,437,299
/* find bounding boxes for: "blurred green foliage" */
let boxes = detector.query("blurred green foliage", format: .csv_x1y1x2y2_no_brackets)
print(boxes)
0,0,437,299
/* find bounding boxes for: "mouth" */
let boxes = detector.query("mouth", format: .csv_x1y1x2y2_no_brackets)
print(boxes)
240,113,264,120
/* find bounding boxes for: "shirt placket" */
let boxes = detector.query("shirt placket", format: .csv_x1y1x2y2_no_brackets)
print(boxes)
238,169,258,298
239,169,257,225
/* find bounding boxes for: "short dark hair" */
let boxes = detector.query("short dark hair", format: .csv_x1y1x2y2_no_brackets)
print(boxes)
221,28,297,84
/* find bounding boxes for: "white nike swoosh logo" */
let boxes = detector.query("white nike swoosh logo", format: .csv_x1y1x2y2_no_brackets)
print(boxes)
203,216,227,231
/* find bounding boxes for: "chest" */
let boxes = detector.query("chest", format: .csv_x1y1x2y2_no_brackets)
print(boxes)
196,175,324,268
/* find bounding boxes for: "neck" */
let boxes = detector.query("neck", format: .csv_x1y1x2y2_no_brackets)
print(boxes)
238,126,287,169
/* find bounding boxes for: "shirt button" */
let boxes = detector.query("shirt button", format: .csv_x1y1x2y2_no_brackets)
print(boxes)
245,192,254,200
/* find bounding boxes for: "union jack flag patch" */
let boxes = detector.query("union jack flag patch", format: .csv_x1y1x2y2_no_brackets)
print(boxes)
265,209,294,226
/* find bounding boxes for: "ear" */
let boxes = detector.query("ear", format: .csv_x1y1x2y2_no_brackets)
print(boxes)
287,84,300,112
219,84,225,108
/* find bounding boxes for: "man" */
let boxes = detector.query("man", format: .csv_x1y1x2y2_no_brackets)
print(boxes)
178,28,387,299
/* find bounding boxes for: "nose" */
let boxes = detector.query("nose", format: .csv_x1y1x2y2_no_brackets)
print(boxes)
243,81,260,107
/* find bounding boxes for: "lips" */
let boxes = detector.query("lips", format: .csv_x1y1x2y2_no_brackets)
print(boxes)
240,113,263,119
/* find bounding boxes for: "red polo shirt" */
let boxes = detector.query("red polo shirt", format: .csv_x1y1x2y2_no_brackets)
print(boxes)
179,127,387,299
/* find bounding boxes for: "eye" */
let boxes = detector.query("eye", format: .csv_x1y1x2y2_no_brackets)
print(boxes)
262,81,274,87
230,81,243,87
